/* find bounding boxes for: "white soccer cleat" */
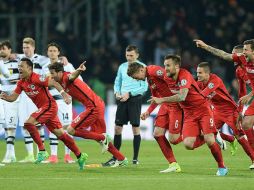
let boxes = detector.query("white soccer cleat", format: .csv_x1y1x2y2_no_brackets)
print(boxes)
101,133,111,154
2,156,16,164
216,132,227,150
249,163,254,170
111,158,128,167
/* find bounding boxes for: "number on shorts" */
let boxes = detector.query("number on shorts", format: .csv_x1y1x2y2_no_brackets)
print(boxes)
175,120,179,129
209,118,214,127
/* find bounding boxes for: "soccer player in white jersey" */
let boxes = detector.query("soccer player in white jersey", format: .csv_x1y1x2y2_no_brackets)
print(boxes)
43,42,77,163
0,41,20,163
16,37,50,163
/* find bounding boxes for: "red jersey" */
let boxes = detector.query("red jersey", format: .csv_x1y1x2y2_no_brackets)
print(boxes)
235,66,249,99
61,72,101,108
197,73,238,113
146,65,179,113
164,68,206,110
232,53,254,90
15,73,56,108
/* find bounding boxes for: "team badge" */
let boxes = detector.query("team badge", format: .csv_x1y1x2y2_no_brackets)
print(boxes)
208,82,214,89
30,84,35,90
180,79,187,86
156,70,163,76
39,75,46,82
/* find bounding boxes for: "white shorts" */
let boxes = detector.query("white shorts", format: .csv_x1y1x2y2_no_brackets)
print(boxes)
56,99,72,126
0,99,5,124
2,100,19,129
18,92,37,126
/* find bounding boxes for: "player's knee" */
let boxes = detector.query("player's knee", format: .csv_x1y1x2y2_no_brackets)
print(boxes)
67,127,74,135
183,139,194,150
115,125,123,135
242,119,251,130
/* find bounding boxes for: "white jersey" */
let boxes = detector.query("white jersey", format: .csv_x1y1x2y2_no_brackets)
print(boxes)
17,53,50,75
0,59,19,92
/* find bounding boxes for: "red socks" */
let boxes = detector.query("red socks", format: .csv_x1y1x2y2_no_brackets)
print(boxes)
24,123,45,151
74,129,104,141
155,136,176,163
209,142,225,168
108,142,125,161
58,133,81,157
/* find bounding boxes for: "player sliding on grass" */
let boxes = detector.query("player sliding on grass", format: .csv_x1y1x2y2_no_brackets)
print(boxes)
48,62,128,167
127,63,183,173
148,54,228,176
0,58,87,170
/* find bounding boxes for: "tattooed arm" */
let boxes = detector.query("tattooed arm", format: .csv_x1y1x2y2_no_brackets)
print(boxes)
194,39,233,62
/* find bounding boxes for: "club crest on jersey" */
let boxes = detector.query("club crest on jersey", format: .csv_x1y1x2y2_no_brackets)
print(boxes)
29,84,35,90
39,75,46,82
180,79,187,86
208,82,214,89
156,70,163,76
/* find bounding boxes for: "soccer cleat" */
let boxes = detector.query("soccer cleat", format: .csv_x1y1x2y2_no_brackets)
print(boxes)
77,153,88,170
111,158,128,167
2,156,17,164
64,154,75,164
132,160,139,165
19,154,35,163
101,134,111,154
249,163,254,170
216,133,227,150
160,162,182,173
230,139,238,156
102,157,116,167
41,155,58,164
35,151,49,164
216,167,228,176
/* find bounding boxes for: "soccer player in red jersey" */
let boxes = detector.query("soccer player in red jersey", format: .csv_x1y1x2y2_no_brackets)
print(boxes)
149,55,228,176
0,58,87,170
127,63,183,173
233,45,254,151
197,62,254,169
48,62,127,167
195,39,254,156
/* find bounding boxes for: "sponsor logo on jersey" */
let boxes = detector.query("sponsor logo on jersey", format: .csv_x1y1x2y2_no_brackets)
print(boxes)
29,84,35,90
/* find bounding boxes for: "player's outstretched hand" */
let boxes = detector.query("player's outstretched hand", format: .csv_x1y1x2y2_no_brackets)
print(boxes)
239,94,252,105
193,39,208,49
0,92,8,100
140,111,150,120
62,92,72,105
147,96,163,104
78,61,86,72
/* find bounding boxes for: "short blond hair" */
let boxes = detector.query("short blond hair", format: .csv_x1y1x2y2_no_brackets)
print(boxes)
23,37,35,47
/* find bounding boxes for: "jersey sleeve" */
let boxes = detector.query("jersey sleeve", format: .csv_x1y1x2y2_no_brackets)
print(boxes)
32,74,50,87
14,80,23,94
232,53,246,66
200,77,220,97
178,71,193,90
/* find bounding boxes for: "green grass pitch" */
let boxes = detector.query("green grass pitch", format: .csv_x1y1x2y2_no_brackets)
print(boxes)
0,140,254,190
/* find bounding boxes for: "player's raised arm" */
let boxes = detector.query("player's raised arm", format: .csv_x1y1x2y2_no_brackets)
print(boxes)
68,61,86,82
194,39,233,62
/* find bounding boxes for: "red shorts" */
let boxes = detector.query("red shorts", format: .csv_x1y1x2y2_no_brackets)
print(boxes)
154,104,183,134
71,102,106,134
214,109,245,136
31,103,62,132
182,104,216,139
245,101,254,116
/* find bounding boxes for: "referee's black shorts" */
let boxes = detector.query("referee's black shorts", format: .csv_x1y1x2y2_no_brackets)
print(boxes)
115,95,142,127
